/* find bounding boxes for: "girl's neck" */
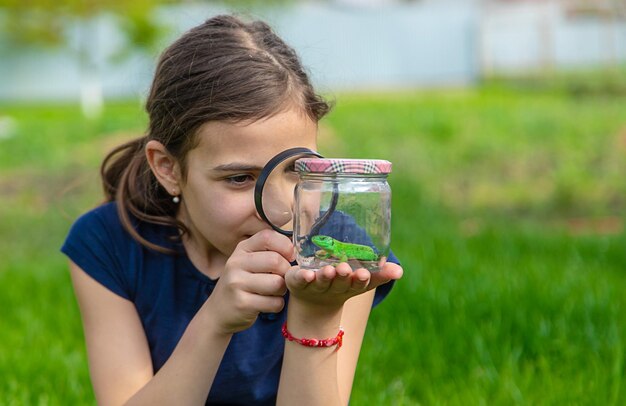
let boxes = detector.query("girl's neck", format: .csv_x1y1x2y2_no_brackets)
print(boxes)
183,235,226,280
177,208,225,280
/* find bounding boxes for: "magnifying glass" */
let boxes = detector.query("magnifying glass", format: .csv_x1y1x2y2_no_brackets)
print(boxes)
254,147,337,238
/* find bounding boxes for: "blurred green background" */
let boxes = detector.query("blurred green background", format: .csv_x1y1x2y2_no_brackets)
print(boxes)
2,79,626,405
2,1,626,405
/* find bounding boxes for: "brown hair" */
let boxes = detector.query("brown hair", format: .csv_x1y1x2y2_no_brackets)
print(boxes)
101,14,332,253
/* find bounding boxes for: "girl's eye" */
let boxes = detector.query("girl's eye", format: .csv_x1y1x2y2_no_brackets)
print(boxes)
226,174,254,186
284,163,296,173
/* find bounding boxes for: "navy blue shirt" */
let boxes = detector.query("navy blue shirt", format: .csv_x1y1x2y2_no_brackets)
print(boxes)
61,202,397,405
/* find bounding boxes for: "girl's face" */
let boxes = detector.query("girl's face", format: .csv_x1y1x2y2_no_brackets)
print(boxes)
178,108,318,258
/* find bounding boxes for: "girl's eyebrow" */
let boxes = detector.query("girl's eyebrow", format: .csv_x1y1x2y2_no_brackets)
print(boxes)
211,163,263,172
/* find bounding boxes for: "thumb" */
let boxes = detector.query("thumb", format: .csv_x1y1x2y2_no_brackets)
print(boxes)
369,262,403,290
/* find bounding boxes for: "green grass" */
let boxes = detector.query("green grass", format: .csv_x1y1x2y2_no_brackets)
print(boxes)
1,85,625,404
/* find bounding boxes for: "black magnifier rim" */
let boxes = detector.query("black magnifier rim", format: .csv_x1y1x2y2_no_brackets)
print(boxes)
254,147,323,237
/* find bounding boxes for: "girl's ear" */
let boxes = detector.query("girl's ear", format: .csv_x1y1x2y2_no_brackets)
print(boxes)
145,140,182,195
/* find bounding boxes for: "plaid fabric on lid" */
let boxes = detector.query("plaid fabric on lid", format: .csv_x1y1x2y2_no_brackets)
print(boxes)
295,158,392,174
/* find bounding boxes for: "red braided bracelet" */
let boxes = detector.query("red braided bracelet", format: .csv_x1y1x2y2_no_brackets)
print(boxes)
281,322,344,349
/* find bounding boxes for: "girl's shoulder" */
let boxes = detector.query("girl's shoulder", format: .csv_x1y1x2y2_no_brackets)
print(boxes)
61,202,173,300
65,202,134,248
66,202,174,249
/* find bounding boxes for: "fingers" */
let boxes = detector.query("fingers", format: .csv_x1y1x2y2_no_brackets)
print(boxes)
287,265,336,294
349,268,371,292
247,273,287,296
287,262,403,295
285,261,403,310
209,230,295,333
229,251,292,277
381,262,404,279
285,266,315,291
308,265,336,293
314,264,373,294
240,291,286,314
288,263,369,295
239,230,296,263
368,262,403,290
327,262,353,294
224,253,289,296
230,229,297,277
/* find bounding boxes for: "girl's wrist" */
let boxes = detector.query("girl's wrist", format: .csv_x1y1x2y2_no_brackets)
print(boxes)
286,297,343,338
200,296,238,338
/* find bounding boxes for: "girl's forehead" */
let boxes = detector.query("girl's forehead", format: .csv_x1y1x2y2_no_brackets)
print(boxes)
191,111,318,166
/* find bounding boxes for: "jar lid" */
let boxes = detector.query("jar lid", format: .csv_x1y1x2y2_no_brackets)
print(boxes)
295,158,392,174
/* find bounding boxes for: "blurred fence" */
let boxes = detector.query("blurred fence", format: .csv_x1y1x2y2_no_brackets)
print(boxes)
480,1,626,74
0,0,625,102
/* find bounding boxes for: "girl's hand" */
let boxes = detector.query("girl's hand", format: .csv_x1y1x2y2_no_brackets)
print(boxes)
285,261,403,308
206,230,295,335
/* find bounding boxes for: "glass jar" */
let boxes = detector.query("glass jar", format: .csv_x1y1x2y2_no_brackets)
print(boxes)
293,158,392,272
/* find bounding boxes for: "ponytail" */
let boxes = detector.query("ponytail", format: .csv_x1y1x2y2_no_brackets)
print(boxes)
101,137,145,202
100,136,188,254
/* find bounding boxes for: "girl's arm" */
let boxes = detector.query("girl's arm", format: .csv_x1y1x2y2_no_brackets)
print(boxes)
336,289,376,403
278,262,402,406
70,229,296,406
70,261,232,406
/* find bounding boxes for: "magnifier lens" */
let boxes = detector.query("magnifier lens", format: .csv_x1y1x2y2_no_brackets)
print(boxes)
260,157,300,233
255,147,323,237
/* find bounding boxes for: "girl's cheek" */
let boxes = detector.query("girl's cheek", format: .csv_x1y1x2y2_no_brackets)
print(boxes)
209,195,251,220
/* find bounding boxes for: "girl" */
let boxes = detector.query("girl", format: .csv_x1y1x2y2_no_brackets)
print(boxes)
62,14,403,406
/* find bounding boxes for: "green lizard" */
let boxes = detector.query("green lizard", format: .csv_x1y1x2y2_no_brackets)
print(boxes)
311,235,378,262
